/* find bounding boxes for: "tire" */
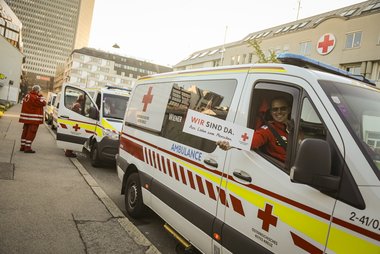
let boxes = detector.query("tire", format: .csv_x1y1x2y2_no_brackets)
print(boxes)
90,142,101,167
125,172,146,218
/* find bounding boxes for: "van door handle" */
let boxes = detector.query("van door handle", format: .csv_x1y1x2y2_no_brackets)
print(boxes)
204,158,218,168
60,115,69,119
233,171,252,182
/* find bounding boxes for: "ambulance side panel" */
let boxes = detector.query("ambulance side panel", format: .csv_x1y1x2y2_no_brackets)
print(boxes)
119,69,249,253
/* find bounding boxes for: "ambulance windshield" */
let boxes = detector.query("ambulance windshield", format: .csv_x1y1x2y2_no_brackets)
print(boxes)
320,80,380,174
103,94,129,120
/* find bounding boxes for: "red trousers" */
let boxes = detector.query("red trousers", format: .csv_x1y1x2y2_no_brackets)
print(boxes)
20,124,39,151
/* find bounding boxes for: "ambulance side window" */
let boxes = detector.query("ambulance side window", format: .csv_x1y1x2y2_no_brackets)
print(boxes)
64,87,94,117
161,79,237,153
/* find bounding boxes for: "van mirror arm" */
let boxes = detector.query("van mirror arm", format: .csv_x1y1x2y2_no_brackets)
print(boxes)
290,138,340,192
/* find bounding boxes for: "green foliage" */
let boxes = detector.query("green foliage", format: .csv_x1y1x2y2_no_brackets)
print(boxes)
247,39,279,63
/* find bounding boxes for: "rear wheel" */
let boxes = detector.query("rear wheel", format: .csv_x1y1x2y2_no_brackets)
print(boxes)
90,142,101,167
125,172,145,218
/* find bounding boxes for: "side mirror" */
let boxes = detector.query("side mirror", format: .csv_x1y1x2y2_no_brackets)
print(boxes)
290,138,340,192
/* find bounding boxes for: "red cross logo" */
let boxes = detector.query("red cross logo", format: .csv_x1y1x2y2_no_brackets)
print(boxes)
142,87,153,112
317,33,335,55
73,123,80,131
257,204,278,232
241,133,249,142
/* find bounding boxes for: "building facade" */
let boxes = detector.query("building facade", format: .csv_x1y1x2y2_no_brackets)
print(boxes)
174,0,380,87
53,47,173,92
0,0,23,103
4,0,95,92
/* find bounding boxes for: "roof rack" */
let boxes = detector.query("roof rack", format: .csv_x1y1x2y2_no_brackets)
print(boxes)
277,53,376,86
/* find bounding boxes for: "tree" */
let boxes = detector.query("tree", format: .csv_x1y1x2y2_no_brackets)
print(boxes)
247,39,279,63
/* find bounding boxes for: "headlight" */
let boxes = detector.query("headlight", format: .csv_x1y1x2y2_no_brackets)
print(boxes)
103,128,119,140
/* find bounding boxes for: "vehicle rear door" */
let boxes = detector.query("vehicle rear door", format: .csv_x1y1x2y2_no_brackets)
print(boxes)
56,85,98,152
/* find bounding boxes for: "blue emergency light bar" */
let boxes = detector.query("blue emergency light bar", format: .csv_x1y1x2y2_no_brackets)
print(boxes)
277,53,376,86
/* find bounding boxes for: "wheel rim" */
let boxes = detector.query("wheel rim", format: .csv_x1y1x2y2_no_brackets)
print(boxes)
128,183,138,208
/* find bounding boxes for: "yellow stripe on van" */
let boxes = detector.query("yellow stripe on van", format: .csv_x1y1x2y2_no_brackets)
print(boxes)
139,67,251,81
249,67,287,73
175,157,328,246
58,119,96,132
226,180,329,246
327,226,380,253
101,118,116,131
173,157,223,184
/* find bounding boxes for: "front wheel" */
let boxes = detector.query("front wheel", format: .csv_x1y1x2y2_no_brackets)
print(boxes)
90,142,101,167
125,172,146,218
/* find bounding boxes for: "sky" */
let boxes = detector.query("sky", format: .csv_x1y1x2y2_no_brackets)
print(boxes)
88,0,364,67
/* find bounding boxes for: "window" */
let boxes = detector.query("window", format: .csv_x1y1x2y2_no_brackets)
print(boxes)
345,65,361,75
299,41,312,56
345,31,362,49
161,79,237,152
64,86,94,117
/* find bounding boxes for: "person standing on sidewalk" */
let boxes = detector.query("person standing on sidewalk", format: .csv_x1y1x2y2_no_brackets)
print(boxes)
19,84,46,153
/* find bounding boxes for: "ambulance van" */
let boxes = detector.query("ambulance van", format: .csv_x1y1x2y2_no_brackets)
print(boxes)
44,92,57,124
56,85,131,166
117,53,380,254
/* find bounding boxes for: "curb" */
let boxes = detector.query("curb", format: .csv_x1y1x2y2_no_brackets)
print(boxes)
45,123,161,254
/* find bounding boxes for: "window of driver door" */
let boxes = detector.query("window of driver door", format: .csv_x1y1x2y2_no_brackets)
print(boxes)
64,87,94,117
161,79,237,153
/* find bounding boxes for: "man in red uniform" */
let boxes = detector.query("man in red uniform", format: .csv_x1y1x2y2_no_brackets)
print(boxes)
217,97,290,162
19,85,46,153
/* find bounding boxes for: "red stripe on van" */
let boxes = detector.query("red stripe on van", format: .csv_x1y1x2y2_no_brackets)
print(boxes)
230,194,245,216
217,187,229,207
166,158,173,177
179,166,187,185
157,154,162,172
148,149,154,168
187,171,196,189
144,147,150,165
206,181,216,200
196,175,205,194
161,156,167,174
120,136,144,161
290,232,323,254
172,163,180,181
152,151,158,169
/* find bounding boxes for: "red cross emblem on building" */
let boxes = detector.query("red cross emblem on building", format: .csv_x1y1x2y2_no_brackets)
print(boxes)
142,87,153,112
73,123,80,131
257,203,278,232
241,132,249,142
317,33,335,55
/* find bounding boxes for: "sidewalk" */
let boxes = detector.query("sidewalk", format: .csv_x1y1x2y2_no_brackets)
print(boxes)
0,104,160,254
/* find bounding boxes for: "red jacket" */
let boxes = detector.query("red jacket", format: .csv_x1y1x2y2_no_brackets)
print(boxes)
252,121,288,162
19,91,46,124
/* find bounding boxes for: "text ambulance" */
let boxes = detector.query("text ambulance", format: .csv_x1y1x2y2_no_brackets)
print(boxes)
57,85,131,166
117,53,380,253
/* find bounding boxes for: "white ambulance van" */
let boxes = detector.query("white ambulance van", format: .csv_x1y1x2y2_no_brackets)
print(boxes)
117,53,380,254
56,84,131,166
44,92,57,124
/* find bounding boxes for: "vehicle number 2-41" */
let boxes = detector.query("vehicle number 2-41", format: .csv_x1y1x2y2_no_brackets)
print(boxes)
350,212,380,230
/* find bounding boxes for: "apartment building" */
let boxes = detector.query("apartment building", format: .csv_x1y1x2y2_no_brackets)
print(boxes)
175,0,380,87
5,0,95,92
53,47,172,92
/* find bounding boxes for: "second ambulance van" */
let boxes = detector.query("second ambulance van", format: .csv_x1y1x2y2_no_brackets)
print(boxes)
57,85,131,166
117,54,380,253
